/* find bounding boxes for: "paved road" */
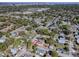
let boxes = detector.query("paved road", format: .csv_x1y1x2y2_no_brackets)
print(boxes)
46,16,61,29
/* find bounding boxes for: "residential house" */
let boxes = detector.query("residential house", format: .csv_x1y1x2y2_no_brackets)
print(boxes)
57,48,64,53
0,36,6,43
10,48,18,56
74,24,79,30
58,33,66,44
32,36,49,48
58,36,66,44
74,32,79,44
36,46,49,56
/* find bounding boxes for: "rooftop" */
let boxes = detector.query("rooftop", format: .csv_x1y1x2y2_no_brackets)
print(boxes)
0,36,6,43
10,48,18,55
58,37,66,44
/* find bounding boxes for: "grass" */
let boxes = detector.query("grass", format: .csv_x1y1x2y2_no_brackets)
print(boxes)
27,40,33,51
54,43,66,49
13,38,22,47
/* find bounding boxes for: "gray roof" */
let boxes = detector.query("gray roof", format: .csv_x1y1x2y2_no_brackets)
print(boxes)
58,33,66,44
58,37,66,44
36,47,49,56
0,36,6,43
74,32,79,43
74,32,79,40
11,48,18,55
75,35,79,39
75,24,79,29
77,39,79,43
11,32,17,37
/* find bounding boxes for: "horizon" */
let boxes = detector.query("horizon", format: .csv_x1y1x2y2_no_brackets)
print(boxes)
0,2,79,5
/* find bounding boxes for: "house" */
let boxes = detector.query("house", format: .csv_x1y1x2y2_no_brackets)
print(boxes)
32,39,44,47
74,32,79,44
58,37,66,44
36,46,49,56
77,39,79,44
74,24,79,30
32,37,49,56
10,32,17,37
57,48,64,53
58,33,66,44
10,48,18,55
32,35,43,45
48,45,54,50
32,37,49,48
0,36,6,43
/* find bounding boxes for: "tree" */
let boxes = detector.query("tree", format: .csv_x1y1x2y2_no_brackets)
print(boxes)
0,32,3,37
0,43,8,51
49,31,56,37
63,46,69,51
13,38,22,47
60,25,70,35
49,50,58,57
61,25,69,30
74,19,79,24
2,32,10,37
36,28,50,35
27,39,33,51
44,38,54,45
63,30,70,35
5,38,14,47
32,45,37,53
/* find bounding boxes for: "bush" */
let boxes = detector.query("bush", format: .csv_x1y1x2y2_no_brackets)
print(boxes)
32,45,37,53
49,50,58,57
36,28,50,35
63,46,69,51
44,38,54,45
0,43,7,51
61,25,69,30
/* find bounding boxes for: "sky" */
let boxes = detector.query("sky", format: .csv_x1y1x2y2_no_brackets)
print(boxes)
0,2,79,5
0,0,79,2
